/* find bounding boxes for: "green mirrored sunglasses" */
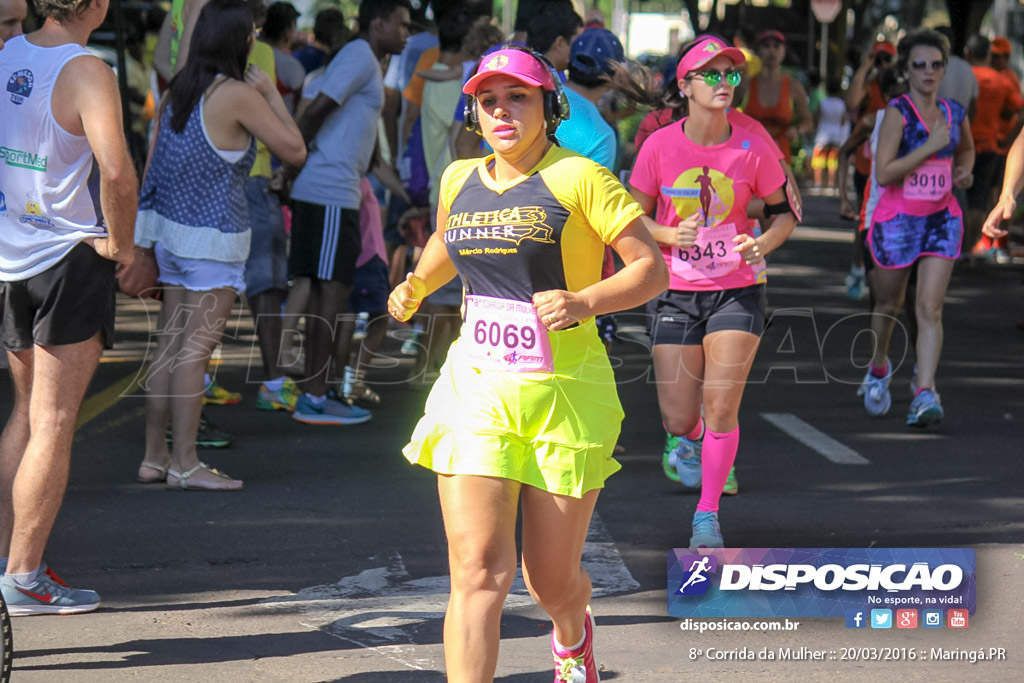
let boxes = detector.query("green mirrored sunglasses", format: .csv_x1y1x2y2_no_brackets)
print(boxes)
687,69,742,87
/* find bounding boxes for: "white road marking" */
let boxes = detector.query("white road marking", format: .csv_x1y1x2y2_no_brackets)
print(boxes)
761,412,870,465
263,512,638,668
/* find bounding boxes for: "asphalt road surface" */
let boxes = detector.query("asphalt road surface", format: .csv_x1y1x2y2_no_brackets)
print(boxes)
2,194,1022,681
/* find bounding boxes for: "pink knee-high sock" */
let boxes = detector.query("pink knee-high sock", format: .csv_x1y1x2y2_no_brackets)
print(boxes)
663,418,704,440
696,426,740,513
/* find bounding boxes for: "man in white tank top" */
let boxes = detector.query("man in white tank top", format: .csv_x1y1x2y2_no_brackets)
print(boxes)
0,0,137,616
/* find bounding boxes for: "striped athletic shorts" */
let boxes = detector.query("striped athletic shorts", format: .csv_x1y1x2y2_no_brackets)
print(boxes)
288,199,362,285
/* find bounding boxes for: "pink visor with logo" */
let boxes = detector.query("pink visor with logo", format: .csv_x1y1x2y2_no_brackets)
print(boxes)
463,48,556,95
676,36,746,81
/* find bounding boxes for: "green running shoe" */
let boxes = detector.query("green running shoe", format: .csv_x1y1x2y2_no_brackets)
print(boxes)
722,467,739,495
661,433,681,483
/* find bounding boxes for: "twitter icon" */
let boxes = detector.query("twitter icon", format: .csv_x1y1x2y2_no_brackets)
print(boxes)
870,609,892,629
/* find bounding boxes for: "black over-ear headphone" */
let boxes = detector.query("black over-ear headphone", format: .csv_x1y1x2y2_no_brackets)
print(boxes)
463,43,571,137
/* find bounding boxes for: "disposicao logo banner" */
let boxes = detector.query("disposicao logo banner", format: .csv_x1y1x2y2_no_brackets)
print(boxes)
668,548,975,618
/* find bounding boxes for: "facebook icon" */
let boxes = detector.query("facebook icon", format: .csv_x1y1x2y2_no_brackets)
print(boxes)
845,609,867,629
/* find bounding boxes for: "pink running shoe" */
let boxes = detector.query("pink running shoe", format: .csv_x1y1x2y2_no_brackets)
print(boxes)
552,606,599,682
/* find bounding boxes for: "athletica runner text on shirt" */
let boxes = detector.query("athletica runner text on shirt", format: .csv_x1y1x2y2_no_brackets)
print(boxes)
445,206,555,246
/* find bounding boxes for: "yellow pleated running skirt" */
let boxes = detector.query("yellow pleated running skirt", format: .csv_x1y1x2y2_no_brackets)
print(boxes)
403,317,624,498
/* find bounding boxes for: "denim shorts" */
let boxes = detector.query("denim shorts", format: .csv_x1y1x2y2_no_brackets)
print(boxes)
156,243,246,293
243,176,288,297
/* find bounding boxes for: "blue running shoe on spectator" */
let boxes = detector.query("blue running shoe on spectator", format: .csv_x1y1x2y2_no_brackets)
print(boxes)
0,571,99,616
401,324,424,356
689,511,724,548
906,389,943,428
292,393,372,425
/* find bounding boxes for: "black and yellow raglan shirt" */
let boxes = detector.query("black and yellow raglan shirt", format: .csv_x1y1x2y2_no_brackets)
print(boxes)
402,145,646,497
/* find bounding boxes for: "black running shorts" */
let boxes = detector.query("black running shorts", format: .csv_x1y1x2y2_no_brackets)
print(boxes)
648,285,767,346
288,200,362,286
1,241,116,351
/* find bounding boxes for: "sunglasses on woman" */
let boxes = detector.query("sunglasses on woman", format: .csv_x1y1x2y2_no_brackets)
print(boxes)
686,69,742,87
910,60,946,72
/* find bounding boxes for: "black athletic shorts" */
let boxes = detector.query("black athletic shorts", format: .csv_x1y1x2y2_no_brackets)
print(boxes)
1,241,116,351
288,200,362,285
967,152,1001,211
648,285,767,346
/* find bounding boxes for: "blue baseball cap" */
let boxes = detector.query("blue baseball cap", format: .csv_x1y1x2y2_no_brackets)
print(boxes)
569,28,625,80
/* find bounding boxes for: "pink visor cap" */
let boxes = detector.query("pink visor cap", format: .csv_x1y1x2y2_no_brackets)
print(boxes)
676,36,746,82
463,49,556,95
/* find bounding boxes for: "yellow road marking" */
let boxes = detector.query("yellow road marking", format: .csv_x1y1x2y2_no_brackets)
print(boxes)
76,371,145,430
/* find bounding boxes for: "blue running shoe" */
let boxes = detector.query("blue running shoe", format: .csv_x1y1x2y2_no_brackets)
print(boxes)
689,511,724,548
0,572,99,616
661,433,681,483
292,394,372,425
0,560,71,587
669,434,702,489
401,325,424,356
845,267,866,301
906,389,943,428
857,361,892,416
909,366,938,400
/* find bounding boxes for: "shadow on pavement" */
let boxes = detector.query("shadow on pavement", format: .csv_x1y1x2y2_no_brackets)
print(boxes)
331,671,613,681
12,630,349,672
100,595,271,613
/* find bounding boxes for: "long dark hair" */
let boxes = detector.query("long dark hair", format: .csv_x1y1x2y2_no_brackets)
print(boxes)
611,35,732,121
167,0,253,133
610,60,687,119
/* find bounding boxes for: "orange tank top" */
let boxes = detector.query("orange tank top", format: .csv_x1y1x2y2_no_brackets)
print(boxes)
745,75,793,162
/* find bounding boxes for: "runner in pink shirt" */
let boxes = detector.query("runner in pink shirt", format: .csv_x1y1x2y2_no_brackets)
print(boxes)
629,35,797,548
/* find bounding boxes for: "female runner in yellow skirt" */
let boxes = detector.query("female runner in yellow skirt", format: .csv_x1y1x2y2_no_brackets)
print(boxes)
388,45,668,683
